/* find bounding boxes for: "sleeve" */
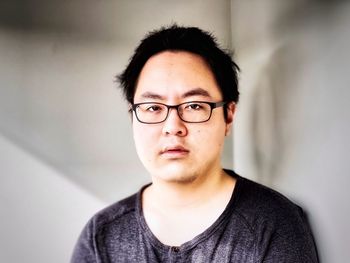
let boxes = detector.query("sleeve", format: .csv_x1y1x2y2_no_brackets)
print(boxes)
258,206,319,263
70,218,99,263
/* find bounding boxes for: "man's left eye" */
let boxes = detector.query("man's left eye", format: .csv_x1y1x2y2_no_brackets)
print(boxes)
186,103,202,110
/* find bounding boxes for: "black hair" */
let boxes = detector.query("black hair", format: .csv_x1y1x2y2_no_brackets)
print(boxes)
117,25,240,116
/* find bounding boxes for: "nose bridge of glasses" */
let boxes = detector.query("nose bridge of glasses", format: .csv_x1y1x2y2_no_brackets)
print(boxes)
165,104,183,121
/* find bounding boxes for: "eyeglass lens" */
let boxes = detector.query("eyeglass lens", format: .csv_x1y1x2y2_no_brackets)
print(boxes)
135,102,213,123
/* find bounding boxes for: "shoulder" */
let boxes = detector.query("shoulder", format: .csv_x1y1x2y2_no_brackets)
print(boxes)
226,170,311,238
237,177,304,228
84,191,140,236
71,191,141,262
228,172,318,262
232,173,305,225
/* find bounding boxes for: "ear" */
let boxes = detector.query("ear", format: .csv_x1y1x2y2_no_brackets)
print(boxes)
128,103,134,122
225,102,236,136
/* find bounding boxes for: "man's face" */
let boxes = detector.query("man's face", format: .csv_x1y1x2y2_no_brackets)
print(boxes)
132,51,234,184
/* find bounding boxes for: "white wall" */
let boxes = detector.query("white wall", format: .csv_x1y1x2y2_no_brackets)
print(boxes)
0,134,105,262
231,1,350,262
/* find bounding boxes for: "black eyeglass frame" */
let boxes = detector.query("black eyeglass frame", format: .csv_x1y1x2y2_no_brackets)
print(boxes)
131,101,227,124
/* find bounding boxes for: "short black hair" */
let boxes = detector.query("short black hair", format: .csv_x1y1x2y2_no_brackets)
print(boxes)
117,25,240,107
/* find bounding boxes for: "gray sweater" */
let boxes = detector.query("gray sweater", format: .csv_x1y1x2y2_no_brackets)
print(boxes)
71,171,319,262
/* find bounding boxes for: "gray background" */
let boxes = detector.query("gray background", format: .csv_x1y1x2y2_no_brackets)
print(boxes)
1,0,349,262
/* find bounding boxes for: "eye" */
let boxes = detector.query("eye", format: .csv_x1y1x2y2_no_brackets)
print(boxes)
185,102,204,111
145,104,163,112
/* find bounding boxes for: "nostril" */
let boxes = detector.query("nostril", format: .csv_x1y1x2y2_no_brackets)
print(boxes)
162,112,188,136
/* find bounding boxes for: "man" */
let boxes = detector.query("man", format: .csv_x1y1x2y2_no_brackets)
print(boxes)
71,25,319,262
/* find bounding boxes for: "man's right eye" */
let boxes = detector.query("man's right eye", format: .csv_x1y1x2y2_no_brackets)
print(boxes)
145,105,162,112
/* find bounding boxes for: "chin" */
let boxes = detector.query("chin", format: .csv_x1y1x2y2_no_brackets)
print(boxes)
150,164,199,184
164,174,198,184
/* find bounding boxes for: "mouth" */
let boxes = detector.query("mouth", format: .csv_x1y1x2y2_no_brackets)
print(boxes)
160,145,190,158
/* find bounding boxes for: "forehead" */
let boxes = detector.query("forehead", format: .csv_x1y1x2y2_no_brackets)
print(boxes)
134,51,222,101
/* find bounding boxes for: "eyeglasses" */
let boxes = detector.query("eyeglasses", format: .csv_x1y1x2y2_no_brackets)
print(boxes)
131,101,226,124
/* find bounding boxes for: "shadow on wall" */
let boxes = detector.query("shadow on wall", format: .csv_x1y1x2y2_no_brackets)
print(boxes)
251,42,306,185
249,0,349,185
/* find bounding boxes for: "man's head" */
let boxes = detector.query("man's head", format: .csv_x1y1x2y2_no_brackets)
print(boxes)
118,25,240,119
118,25,240,183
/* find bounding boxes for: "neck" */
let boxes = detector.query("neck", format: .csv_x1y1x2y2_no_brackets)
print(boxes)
145,168,233,210
141,168,236,246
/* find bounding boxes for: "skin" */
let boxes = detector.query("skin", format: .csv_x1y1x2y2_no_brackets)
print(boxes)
132,51,237,246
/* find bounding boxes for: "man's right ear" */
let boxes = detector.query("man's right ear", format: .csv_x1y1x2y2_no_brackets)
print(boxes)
128,103,133,122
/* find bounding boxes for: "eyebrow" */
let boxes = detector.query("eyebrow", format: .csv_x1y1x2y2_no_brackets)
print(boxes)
181,88,211,99
139,92,165,100
139,87,211,101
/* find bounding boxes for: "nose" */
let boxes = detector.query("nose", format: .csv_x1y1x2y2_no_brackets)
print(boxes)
162,108,188,136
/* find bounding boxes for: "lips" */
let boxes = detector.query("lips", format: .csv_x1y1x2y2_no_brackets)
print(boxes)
160,145,190,158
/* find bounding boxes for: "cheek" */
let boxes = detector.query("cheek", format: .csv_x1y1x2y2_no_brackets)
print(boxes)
133,125,147,149
133,124,158,153
195,125,226,147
